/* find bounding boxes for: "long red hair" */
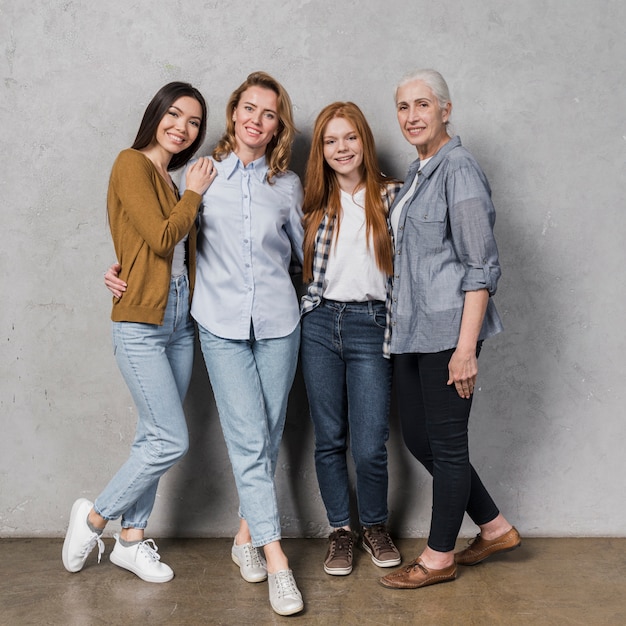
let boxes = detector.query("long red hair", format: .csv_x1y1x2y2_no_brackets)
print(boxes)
302,102,395,283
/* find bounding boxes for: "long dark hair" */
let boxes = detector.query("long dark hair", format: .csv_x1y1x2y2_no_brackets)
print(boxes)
131,82,207,171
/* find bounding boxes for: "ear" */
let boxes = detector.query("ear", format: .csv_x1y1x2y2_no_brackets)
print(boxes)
442,101,452,123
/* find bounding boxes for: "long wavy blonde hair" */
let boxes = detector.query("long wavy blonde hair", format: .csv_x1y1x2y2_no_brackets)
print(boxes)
302,101,395,283
212,71,296,183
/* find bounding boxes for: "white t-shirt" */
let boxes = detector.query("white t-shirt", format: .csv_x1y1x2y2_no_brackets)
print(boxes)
323,189,387,302
390,156,431,236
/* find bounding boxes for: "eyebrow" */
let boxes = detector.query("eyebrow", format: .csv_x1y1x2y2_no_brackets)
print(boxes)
169,104,201,120
242,100,277,116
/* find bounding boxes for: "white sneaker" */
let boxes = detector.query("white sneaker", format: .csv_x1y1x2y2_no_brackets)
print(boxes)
268,569,304,616
62,498,104,572
231,539,268,583
109,533,174,583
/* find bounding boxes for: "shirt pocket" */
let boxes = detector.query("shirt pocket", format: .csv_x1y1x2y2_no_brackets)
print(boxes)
405,201,448,252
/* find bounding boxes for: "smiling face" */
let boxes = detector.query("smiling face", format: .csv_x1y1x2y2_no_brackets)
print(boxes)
154,96,203,155
231,86,280,162
322,116,364,190
395,79,451,159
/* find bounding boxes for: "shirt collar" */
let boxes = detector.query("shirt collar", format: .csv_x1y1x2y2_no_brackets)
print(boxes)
223,151,269,182
418,135,462,178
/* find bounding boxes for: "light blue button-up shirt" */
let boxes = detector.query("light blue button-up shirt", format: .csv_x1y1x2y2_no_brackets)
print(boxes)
389,136,503,354
180,152,304,340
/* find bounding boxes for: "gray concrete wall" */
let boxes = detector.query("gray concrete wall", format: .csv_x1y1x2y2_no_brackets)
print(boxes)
1,0,625,538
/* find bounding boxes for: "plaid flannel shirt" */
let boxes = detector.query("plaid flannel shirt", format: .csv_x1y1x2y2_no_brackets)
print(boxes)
300,181,404,358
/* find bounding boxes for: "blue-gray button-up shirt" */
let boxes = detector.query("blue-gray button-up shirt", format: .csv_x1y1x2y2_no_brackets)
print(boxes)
181,152,304,340
389,136,503,354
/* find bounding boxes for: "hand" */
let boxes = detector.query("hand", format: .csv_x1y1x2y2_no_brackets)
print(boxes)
447,347,478,399
104,262,126,298
185,157,217,195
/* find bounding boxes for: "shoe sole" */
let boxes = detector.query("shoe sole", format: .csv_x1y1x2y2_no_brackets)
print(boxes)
270,602,304,617
110,551,174,583
62,498,93,573
456,541,522,566
231,552,268,583
379,574,457,589
323,563,352,576
362,542,401,568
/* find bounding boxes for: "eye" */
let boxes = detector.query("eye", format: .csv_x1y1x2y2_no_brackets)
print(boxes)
244,105,253,112
168,109,179,117
264,112,276,120
189,120,200,128
348,135,358,141
324,139,335,145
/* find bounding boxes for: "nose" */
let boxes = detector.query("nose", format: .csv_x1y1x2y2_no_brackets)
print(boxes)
408,105,421,123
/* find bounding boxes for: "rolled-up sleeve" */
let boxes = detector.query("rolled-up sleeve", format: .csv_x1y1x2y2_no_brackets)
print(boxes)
447,164,501,296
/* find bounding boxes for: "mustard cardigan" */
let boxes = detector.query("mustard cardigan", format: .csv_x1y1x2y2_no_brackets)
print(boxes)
107,149,202,325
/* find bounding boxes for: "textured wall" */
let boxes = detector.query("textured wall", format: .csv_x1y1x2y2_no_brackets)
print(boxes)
1,0,625,538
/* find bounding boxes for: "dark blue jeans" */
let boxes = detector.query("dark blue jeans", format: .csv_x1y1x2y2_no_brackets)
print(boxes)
301,299,392,528
394,346,499,552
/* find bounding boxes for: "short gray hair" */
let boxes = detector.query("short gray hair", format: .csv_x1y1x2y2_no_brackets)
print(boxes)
395,68,451,111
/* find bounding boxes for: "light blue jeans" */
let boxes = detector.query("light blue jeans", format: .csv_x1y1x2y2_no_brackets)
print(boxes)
95,275,194,529
197,322,300,547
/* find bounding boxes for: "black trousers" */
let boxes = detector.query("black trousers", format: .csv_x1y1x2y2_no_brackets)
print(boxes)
394,346,499,552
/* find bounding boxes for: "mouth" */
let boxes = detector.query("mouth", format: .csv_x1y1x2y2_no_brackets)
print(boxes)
166,132,186,145
335,155,354,164
244,126,262,137
407,127,425,136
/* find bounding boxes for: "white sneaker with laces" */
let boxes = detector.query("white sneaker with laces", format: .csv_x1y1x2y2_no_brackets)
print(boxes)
268,569,304,616
231,539,268,582
109,533,174,583
62,498,105,573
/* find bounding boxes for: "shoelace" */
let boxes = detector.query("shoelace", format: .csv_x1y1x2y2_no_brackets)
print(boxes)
243,544,266,568
273,570,298,598
366,525,395,553
136,539,162,563
83,533,105,564
329,531,353,558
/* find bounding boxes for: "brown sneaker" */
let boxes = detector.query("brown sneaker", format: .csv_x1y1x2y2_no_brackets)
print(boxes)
455,526,521,566
379,558,456,589
323,529,354,576
361,524,401,568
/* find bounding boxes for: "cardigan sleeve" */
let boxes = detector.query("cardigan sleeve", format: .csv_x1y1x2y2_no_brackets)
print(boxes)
108,150,202,257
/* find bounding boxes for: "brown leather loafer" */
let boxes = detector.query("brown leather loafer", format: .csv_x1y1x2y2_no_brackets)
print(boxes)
455,526,521,566
379,558,456,589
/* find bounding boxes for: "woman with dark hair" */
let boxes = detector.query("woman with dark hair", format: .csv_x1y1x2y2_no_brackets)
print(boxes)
300,102,402,576
379,69,520,591
62,82,216,583
105,72,305,615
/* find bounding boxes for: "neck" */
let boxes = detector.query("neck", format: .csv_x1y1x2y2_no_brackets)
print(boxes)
141,143,172,173
335,171,363,195
234,144,265,167
417,133,451,160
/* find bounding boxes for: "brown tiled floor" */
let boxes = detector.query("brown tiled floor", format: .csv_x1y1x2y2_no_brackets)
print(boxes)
1,537,625,625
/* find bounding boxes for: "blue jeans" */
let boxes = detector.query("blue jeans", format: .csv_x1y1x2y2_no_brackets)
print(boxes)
394,345,500,553
300,300,392,528
95,275,194,529
197,322,300,547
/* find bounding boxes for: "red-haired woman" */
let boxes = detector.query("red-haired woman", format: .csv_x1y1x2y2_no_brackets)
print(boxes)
300,102,402,577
